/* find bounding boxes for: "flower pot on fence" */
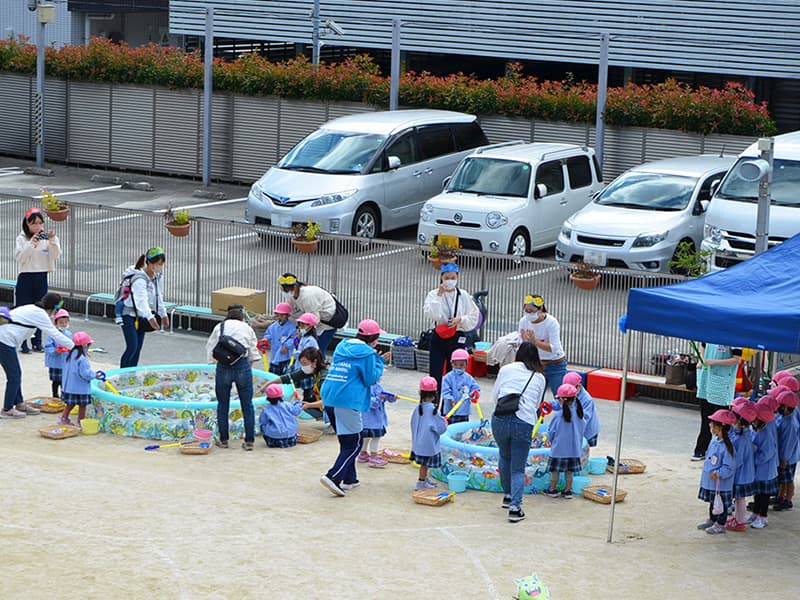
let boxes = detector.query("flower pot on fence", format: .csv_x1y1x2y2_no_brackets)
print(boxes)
291,238,319,254
45,208,69,222
165,221,191,237
570,272,601,290
427,254,455,269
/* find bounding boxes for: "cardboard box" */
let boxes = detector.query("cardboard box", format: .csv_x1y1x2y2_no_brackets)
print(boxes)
211,287,266,316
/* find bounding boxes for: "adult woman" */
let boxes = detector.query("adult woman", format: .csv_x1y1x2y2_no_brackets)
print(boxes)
519,294,567,396
491,342,546,522
422,263,479,391
278,273,339,356
692,342,741,460
0,292,73,418
206,304,261,450
15,207,61,353
264,347,328,420
119,247,169,368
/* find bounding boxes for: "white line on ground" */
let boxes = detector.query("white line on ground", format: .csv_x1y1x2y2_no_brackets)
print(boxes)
86,213,142,225
33,184,123,198
153,196,248,212
354,246,416,261
0,166,23,172
438,527,502,600
506,264,562,280
0,170,24,177
215,232,257,242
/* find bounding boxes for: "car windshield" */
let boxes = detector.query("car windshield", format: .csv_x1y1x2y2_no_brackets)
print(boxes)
594,172,696,210
447,157,531,197
279,129,386,174
716,158,800,206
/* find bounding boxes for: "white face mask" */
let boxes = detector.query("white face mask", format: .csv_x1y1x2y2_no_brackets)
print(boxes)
282,290,294,299
527,313,539,322
298,327,308,336
443,279,457,290
301,364,315,375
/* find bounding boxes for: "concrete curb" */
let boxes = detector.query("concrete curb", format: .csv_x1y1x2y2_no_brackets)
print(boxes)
90,174,124,185
23,166,55,177
121,181,155,191
192,189,227,200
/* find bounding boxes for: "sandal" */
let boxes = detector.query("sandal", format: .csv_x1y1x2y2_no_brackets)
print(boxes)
242,441,254,451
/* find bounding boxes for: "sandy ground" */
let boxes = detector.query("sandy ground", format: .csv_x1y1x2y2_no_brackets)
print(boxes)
2,327,800,600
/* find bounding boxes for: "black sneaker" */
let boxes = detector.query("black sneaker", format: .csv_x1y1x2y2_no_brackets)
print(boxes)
544,488,560,498
561,490,573,500
508,507,526,523
341,480,361,490
501,495,512,509
320,474,346,497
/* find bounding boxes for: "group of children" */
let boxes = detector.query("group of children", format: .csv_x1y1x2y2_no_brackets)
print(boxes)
261,302,321,375
697,369,799,534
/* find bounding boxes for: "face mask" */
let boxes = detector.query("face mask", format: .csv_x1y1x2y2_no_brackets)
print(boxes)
443,279,457,290
282,290,293,299
301,364,315,375
57,326,66,332
527,313,539,322
276,317,288,325
298,327,308,336
452,368,465,375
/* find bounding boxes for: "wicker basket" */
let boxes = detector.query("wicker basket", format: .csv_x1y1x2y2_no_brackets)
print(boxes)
297,426,323,444
607,458,646,474
381,448,411,464
180,442,211,455
391,345,416,370
28,396,65,413
38,425,81,440
412,489,455,506
415,349,430,374
583,485,628,504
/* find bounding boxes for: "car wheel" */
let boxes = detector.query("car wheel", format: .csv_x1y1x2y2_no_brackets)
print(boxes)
352,205,380,239
507,228,530,257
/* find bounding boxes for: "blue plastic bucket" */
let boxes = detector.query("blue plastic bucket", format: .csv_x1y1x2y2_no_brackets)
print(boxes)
588,456,608,475
447,471,469,493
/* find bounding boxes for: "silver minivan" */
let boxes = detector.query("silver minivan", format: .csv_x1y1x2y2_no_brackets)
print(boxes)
244,110,488,238
556,155,735,272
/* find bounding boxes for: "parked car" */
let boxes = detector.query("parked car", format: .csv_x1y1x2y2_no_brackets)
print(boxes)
417,142,603,256
556,155,736,272
244,109,489,238
702,130,800,271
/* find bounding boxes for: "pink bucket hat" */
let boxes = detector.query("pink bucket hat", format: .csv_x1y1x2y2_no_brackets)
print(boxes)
780,377,799,392
266,384,284,399
708,409,737,426
72,331,93,346
758,395,779,413
296,312,319,327
731,401,757,423
53,308,70,320
419,376,438,392
755,403,775,423
772,369,794,384
450,348,469,362
273,302,292,314
357,319,385,336
562,372,583,387
777,390,799,408
767,384,789,398
556,383,578,398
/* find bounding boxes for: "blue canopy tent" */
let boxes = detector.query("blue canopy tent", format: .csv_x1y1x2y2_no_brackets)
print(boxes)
607,234,800,541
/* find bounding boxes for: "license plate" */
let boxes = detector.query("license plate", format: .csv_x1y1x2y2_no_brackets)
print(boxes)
271,213,292,229
583,249,607,266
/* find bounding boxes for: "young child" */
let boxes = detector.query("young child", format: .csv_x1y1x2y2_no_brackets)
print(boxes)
410,376,447,490
262,302,296,375
58,332,96,427
727,399,756,531
259,384,304,447
748,402,779,529
44,308,72,398
440,349,480,424
697,410,737,534
358,382,397,467
561,371,600,449
774,390,799,511
290,313,320,370
544,383,586,499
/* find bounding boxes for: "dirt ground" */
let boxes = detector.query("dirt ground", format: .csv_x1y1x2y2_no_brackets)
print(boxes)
2,345,800,600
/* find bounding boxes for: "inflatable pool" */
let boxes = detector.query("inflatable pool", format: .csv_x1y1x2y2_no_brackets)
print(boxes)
433,420,589,493
89,364,274,441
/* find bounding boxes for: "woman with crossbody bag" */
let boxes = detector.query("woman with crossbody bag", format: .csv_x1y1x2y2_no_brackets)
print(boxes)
491,342,546,523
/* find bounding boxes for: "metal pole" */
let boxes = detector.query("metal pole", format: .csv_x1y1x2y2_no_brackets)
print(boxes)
754,137,774,255
312,0,320,65
35,18,45,167
202,7,213,187
594,32,609,173
389,19,401,110
607,330,630,543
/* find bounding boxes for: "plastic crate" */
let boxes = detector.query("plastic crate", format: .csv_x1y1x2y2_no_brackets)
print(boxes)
392,345,416,370
415,349,430,373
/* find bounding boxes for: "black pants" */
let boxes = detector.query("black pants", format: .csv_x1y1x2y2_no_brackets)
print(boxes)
428,331,466,393
753,493,770,518
15,271,48,350
708,502,726,526
693,397,721,457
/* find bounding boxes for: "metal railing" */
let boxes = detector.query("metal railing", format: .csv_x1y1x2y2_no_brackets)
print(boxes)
1,196,690,374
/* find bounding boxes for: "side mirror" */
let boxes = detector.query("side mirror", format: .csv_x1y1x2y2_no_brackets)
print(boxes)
699,199,710,213
442,176,451,191
709,179,721,197
387,155,401,170
533,183,547,199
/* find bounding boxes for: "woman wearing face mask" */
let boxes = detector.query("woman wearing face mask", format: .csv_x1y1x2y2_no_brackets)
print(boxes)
119,247,170,368
278,273,339,357
519,294,567,396
423,263,479,392
263,348,328,421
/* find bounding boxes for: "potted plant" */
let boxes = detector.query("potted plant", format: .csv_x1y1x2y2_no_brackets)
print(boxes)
291,221,321,253
569,261,601,290
164,207,191,237
41,188,69,221
668,240,711,277
427,235,459,269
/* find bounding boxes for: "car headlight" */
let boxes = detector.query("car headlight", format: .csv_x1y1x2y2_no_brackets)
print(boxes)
420,203,434,222
560,222,573,241
632,231,668,248
250,181,264,200
309,189,358,207
704,225,723,244
486,211,507,229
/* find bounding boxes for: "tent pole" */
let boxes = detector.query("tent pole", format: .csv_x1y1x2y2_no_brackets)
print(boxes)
607,331,631,543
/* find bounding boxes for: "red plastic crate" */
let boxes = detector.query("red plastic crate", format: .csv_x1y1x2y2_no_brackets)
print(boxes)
586,371,636,401
467,354,488,378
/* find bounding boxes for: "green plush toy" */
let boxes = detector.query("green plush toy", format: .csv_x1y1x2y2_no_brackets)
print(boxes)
515,572,550,600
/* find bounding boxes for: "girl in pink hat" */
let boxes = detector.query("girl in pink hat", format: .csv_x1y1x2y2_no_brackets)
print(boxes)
410,376,447,491
747,403,779,529
697,409,736,534
544,383,586,501
774,391,799,511
59,332,96,428
261,302,297,375
44,308,72,398
727,401,756,531
440,348,481,424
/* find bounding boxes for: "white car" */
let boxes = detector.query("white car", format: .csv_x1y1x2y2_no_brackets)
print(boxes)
417,142,603,256
556,155,736,272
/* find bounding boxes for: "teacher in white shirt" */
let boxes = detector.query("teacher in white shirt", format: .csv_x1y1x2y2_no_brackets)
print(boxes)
519,294,567,396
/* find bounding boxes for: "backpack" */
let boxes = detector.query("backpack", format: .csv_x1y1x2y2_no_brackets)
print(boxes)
114,271,148,304
321,292,349,329
212,321,248,367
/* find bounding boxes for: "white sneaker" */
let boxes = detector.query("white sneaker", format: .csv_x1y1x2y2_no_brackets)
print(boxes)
0,408,26,419
696,519,714,530
415,479,436,490
319,475,346,497
750,516,768,529
341,480,360,490
705,523,726,535
744,512,757,524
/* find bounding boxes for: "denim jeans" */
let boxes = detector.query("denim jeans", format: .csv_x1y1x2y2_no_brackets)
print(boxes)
0,342,23,411
543,360,568,396
317,328,337,357
215,360,255,443
491,413,533,508
120,315,148,368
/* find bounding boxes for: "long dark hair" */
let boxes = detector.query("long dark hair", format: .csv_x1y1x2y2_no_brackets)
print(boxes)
720,423,735,456
134,248,166,270
418,391,439,415
67,345,87,362
560,397,584,423
515,342,544,374
299,347,325,372
22,209,44,239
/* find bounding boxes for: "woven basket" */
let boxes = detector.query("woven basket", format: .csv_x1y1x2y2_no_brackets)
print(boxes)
28,396,65,413
38,425,81,440
412,489,455,506
297,426,323,444
583,485,627,504
607,458,646,474
180,443,211,455
391,345,416,370
415,349,430,373
381,448,411,464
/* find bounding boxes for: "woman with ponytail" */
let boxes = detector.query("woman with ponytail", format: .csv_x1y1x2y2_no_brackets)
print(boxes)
697,410,737,534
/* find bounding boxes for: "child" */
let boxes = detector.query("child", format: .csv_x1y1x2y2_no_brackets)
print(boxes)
774,390,799,511
697,409,736,534
440,349,480,424
358,382,397,467
58,332,96,428
727,399,756,531
262,302,296,375
561,371,600,449
544,383,586,499
410,376,447,490
265,348,327,421
290,313,320,370
748,402,779,529
259,384,303,447
44,308,72,398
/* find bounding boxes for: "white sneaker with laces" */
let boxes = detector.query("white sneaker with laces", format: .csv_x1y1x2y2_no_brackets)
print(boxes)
415,479,436,490
750,516,767,529
705,523,726,535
